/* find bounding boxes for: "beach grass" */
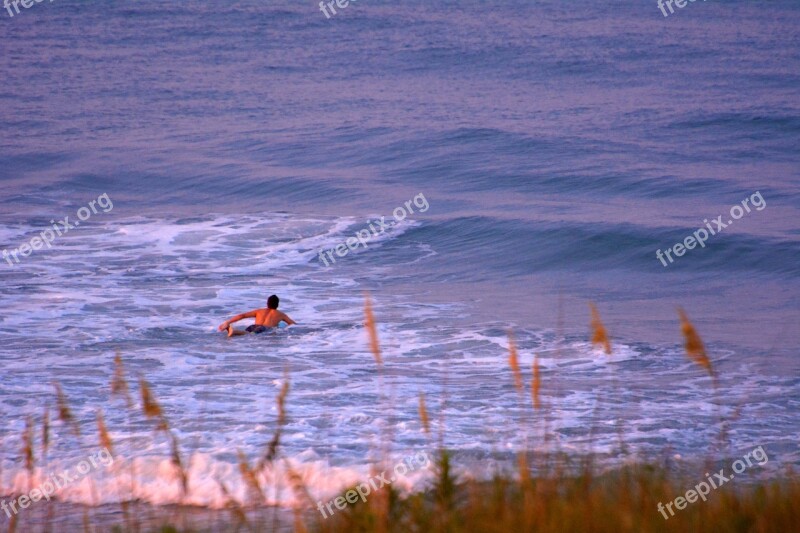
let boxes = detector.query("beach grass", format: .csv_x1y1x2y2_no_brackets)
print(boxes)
314,455,800,533
2,301,799,532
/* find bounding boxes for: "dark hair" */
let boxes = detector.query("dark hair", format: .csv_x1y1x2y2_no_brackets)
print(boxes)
267,295,279,309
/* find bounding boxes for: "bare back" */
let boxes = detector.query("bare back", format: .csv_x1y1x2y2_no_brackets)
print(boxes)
254,308,290,327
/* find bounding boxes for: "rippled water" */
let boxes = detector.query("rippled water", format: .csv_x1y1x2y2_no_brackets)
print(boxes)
1,0,798,510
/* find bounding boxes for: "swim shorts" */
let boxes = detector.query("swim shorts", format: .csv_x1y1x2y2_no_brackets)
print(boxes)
245,325,270,334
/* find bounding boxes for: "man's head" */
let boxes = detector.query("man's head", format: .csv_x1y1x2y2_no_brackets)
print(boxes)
267,295,280,309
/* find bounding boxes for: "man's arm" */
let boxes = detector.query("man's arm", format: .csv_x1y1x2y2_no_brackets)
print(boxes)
218,310,258,331
280,312,297,326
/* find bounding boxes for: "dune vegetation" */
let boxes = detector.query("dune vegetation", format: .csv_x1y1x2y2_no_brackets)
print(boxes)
3,297,798,533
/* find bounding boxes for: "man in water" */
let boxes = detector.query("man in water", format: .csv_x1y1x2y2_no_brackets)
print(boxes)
218,294,297,337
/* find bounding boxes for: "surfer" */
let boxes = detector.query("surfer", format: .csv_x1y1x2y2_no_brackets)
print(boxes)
218,294,297,337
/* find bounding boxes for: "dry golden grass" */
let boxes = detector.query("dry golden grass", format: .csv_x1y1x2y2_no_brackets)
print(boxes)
678,307,714,378
277,375,290,426
22,416,34,483
53,382,80,437
111,351,133,408
589,302,612,355
531,354,542,410
237,449,265,503
507,331,524,394
261,371,291,468
96,409,114,454
169,431,189,497
41,407,50,458
139,377,169,432
5,300,799,533
312,300,797,533
418,393,431,435
364,292,382,365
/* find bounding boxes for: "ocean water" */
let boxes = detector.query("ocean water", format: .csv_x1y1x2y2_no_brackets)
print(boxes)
1,0,799,511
